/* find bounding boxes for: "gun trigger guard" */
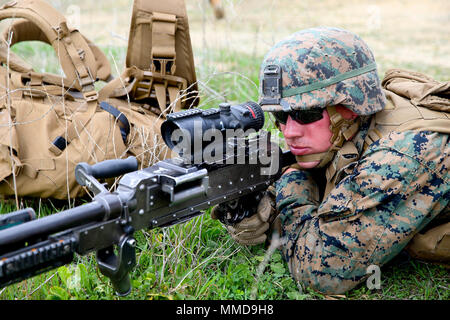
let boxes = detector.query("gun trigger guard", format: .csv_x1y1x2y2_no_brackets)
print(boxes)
96,235,136,296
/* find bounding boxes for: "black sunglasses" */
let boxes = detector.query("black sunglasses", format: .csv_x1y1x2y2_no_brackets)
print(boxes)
273,108,325,125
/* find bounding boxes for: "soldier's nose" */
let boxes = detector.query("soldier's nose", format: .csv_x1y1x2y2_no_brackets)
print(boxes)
282,115,306,139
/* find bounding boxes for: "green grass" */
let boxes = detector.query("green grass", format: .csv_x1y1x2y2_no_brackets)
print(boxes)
1,3,449,300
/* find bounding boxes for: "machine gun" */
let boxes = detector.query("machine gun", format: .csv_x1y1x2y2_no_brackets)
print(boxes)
0,101,295,296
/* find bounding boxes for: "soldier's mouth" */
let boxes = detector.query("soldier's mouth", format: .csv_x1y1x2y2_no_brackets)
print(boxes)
289,145,311,155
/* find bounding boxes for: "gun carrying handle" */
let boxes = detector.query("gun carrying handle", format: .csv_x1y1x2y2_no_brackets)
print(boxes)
76,156,138,182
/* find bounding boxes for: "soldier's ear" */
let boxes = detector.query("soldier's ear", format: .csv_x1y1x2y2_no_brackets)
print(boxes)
335,105,358,120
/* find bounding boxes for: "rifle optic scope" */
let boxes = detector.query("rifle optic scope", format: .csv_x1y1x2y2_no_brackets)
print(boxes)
161,101,265,154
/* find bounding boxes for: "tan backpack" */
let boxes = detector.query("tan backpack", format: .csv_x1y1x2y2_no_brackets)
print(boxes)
0,0,198,200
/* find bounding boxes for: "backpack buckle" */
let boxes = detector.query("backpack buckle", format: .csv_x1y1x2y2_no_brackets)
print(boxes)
151,57,176,76
130,70,187,105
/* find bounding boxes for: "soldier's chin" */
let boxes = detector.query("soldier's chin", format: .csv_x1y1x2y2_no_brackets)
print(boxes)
296,160,320,169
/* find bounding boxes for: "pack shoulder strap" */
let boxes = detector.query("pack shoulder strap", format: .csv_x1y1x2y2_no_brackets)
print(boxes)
122,0,199,112
1,18,112,84
0,0,99,93
99,101,130,144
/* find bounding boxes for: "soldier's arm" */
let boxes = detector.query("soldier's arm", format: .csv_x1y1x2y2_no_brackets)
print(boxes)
275,130,449,294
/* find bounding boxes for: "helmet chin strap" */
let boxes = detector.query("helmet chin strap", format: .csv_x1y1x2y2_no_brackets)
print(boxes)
294,105,360,168
295,151,331,168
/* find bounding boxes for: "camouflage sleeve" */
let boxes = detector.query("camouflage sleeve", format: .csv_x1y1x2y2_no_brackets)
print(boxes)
275,130,449,294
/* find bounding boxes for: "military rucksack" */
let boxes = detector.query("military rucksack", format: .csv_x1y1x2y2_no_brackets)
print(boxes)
0,0,198,200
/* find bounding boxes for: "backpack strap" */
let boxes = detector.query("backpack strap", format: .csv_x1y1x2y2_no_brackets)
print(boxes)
324,69,450,199
122,0,199,112
98,66,188,117
150,12,177,75
1,18,112,84
99,101,130,144
0,38,32,73
126,8,182,113
0,0,99,94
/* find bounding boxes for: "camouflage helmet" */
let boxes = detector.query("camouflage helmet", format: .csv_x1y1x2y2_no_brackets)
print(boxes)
259,27,386,115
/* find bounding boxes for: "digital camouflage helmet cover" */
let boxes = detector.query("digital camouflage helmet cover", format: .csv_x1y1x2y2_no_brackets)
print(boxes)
259,27,386,115
259,27,387,167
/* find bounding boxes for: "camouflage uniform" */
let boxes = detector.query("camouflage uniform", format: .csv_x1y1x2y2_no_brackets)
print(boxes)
259,27,450,294
276,130,449,294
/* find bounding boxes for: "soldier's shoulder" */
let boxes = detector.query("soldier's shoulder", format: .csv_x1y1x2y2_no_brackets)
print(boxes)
363,130,449,177
366,130,446,155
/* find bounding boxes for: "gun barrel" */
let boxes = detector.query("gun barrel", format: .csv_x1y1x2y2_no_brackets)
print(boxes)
0,201,106,252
